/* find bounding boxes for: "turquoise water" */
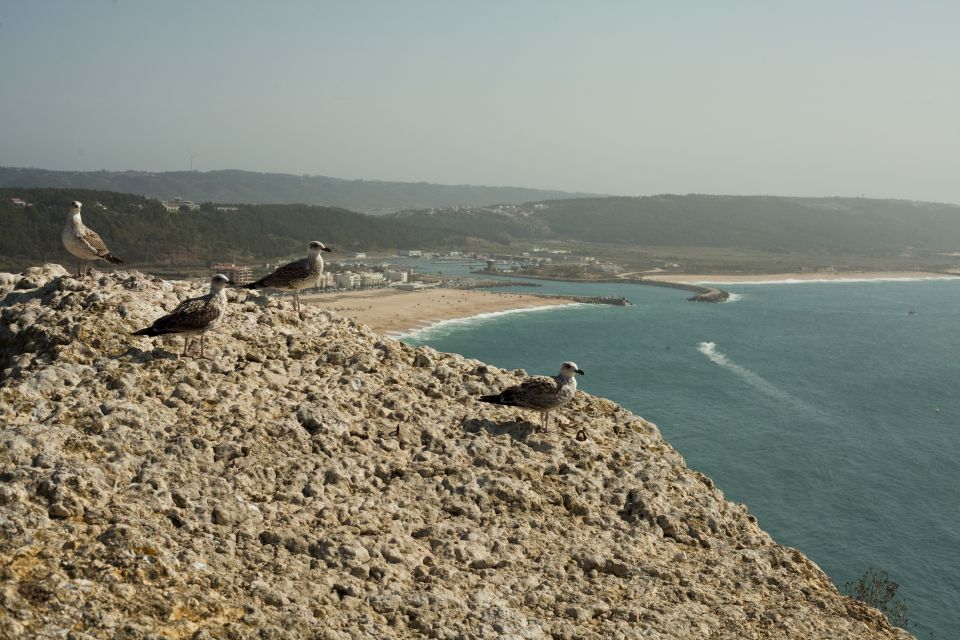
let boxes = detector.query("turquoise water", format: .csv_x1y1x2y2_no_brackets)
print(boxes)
403,275,960,638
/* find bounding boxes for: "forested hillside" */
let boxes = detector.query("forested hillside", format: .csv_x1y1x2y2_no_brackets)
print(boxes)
0,188,464,269
0,167,593,212
8,187,960,272
395,195,960,252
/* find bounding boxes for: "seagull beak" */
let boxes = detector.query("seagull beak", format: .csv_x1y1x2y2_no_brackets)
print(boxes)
576,369,585,375
322,246,332,252
226,279,236,286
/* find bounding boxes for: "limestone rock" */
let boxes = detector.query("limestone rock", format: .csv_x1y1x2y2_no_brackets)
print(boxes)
0,269,913,639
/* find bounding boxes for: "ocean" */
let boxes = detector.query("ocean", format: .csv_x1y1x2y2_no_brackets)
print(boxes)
401,266,959,638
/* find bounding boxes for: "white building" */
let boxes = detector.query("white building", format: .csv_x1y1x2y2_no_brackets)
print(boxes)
352,252,367,259
336,272,361,289
211,263,253,285
394,282,436,291
384,269,408,283
317,272,335,289
399,249,422,257
359,272,384,287
161,197,200,212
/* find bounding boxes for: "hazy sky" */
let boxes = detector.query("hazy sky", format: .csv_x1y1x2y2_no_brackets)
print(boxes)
2,1,959,202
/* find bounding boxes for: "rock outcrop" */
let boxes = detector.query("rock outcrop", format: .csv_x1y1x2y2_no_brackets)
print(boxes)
0,266,911,639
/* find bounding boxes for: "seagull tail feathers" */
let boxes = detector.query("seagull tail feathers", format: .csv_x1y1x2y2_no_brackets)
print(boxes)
132,326,161,337
479,394,507,405
104,254,123,264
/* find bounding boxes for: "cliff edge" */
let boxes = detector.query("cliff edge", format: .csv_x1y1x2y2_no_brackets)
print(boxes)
0,266,912,639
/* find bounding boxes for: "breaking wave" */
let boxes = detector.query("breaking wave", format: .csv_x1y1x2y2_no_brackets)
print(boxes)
392,303,580,339
692,276,960,285
698,341,819,415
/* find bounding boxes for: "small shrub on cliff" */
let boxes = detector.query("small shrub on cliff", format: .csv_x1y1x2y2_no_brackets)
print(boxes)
843,567,908,629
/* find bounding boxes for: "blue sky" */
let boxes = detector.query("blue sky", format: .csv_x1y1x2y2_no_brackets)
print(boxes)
2,1,959,202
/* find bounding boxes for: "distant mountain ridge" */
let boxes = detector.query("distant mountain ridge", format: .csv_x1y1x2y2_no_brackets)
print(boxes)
0,167,597,212
394,194,960,252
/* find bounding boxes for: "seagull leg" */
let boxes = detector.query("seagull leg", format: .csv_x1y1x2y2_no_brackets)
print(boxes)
199,332,207,359
181,336,190,357
294,290,300,312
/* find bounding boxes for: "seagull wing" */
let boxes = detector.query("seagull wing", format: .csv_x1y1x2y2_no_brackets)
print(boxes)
148,295,218,334
492,375,562,410
246,258,311,289
79,226,114,259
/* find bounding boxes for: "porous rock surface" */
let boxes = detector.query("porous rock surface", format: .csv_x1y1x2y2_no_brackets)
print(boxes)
0,266,912,639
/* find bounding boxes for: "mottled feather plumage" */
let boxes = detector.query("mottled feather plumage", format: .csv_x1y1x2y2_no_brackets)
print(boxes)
133,274,231,357
61,201,123,271
244,259,316,291
479,362,584,431
133,294,225,336
241,241,330,311
482,375,570,410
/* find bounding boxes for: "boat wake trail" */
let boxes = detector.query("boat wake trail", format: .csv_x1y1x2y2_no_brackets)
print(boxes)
697,341,819,415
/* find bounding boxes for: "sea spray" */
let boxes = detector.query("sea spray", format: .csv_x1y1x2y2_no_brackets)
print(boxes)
696,341,822,417
408,278,960,636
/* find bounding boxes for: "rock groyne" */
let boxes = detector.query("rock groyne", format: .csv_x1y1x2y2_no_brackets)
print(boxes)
473,271,731,303
635,278,730,303
0,266,909,639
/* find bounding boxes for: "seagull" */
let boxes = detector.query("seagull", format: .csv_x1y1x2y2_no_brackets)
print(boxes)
133,274,233,358
479,361,585,431
242,241,331,311
61,200,123,276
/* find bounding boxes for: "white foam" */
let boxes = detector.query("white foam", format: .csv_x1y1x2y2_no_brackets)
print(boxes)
391,303,581,339
723,293,743,303
691,276,960,286
697,341,822,417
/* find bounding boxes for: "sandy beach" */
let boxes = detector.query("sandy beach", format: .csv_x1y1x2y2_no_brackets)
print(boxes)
649,271,958,284
300,287,572,334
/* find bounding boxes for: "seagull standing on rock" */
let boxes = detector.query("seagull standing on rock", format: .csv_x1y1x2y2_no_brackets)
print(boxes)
133,274,233,358
242,241,331,312
61,201,123,276
479,361,585,432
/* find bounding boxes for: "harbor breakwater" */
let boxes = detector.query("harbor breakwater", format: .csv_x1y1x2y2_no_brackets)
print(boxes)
473,271,730,303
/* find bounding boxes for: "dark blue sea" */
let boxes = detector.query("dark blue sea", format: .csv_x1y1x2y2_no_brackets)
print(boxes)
401,263,960,638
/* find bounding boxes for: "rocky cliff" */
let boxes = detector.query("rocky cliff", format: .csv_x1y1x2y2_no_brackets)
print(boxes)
0,266,912,639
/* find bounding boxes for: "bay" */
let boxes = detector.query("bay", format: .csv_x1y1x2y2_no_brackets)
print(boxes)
403,273,960,638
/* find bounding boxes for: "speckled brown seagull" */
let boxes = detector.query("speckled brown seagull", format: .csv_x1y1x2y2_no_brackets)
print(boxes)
133,274,233,358
242,240,331,311
61,200,123,276
479,361,585,431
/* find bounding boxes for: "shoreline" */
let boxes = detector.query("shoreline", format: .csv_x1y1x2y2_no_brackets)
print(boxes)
650,271,960,285
300,287,575,334
474,268,959,297
388,302,580,338
473,270,730,302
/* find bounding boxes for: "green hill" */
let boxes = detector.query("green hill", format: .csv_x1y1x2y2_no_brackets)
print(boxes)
0,188,464,270
395,195,960,252
0,167,595,213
